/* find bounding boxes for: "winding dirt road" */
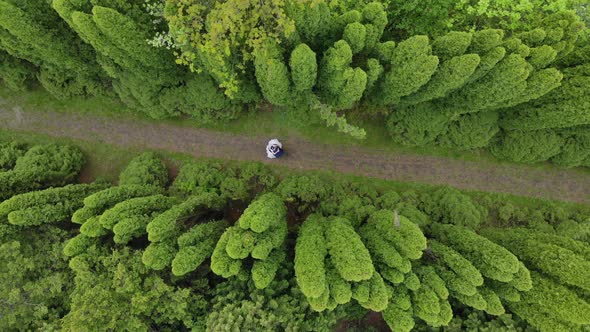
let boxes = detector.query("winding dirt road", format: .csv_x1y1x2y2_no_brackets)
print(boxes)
1,108,588,204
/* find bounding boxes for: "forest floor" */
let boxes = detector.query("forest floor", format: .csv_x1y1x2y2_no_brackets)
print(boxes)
1,105,589,204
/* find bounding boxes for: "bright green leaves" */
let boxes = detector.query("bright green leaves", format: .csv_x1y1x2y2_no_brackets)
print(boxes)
0,144,85,200
73,185,162,225
438,111,500,150
238,192,286,233
411,267,453,327
146,192,225,243
387,103,449,147
108,195,177,244
254,42,292,106
401,54,480,106
491,129,565,164
443,54,532,115
432,32,473,61
171,220,228,276
325,217,374,282
431,224,521,283
343,22,366,54
360,210,426,285
501,63,590,131
211,193,287,289
429,240,484,292
295,214,382,312
290,43,317,92
507,272,590,332
163,0,295,100
141,240,176,271
118,153,168,188
294,214,327,299
1,184,106,226
352,271,389,311
423,187,487,229
379,36,439,105
319,40,367,109
483,228,590,292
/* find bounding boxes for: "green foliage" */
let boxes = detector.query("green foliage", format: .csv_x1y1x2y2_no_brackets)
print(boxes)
378,36,439,105
141,240,176,271
146,192,225,243
438,111,500,150
63,233,96,257
343,22,366,54
501,64,590,131
401,53,481,106
162,0,294,100
0,225,73,330
254,41,292,106
411,267,453,327
211,193,287,289
491,129,565,163
431,32,473,61
483,228,590,291
551,129,590,168
383,286,415,332
62,248,208,331
98,195,177,244
431,224,521,283
295,214,328,299
290,43,317,92
295,214,386,312
276,175,330,209
360,210,427,284
385,0,582,38
0,0,107,99
1,152,589,330
0,143,85,200
423,187,487,229
387,103,449,146
0,51,35,91
325,217,374,282
0,183,105,226
73,184,162,224
317,103,367,139
319,40,367,109
171,220,228,276
0,141,25,171
507,272,590,332
118,152,168,187
207,264,341,332
171,161,276,201
441,54,531,115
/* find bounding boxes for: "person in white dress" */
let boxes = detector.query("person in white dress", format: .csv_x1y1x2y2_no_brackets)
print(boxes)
266,139,284,159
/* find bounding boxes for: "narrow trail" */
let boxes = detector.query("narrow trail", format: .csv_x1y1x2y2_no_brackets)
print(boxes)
1,108,588,204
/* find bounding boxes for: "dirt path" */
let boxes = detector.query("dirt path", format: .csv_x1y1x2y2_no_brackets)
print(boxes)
1,107,588,204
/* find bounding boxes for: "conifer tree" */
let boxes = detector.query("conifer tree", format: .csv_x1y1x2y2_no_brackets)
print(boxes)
295,214,380,311
0,0,108,98
319,40,367,109
483,228,590,291
0,144,85,200
254,42,292,106
359,210,427,285
0,183,106,226
211,193,287,289
171,220,228,276
430,224,521,283
378,36,439,105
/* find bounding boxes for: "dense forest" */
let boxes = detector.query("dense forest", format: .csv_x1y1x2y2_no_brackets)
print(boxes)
1,140,590,331
0,0,589,167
